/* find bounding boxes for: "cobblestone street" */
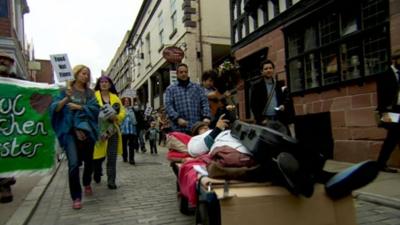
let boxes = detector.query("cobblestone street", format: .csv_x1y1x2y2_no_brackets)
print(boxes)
26,146,400,225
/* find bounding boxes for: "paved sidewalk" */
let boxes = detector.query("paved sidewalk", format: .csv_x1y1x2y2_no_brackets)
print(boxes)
324,160,400,209
1,147,400,225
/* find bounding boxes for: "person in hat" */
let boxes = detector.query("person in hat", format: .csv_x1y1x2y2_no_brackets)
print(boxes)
376,49,400,173
0,51,17,78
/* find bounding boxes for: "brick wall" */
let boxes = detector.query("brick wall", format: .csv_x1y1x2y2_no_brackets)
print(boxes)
234,28,286,121
292,80,397,165
232,0,400,167
0,18,11,37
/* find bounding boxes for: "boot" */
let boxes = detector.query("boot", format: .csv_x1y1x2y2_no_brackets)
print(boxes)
0,184,13,203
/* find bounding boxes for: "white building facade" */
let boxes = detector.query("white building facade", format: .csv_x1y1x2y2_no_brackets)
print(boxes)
106,0,231,110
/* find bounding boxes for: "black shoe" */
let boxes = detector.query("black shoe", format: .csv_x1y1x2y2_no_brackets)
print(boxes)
123,159,127,163
108,184,117,189
0,186,13,203
0,177,16,186
325,160,379,199
274,152,314,197
94,175,101,184
380,166,397,173
129,161,135,165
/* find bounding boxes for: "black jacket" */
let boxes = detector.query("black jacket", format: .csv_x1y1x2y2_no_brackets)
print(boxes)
250,78,290,125
376,68,400,113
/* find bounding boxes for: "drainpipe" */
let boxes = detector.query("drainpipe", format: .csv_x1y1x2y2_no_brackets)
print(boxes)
198,0,204,77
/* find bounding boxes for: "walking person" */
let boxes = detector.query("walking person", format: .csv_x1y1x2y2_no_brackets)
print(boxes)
376,49,400,173
49,64,100,209
147,121,159,154
120,97,138,165
133,102,148,153
165,63,211,134
93,76,126,189
157,107,171,146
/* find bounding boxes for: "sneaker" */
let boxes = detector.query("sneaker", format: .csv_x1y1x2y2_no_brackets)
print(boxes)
274,152,314,197
72,199,82,209
380,166,397,173
325,160,379,199
84,186,93,196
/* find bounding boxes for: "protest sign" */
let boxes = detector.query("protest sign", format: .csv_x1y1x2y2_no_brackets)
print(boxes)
49,54,73,82
170,70,177,85
0,77,59,176
144,105,153,117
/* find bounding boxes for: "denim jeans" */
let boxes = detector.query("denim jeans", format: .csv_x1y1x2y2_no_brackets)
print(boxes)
63,133,95,200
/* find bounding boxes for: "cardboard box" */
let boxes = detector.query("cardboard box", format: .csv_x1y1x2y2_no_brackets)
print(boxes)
212,184,356,225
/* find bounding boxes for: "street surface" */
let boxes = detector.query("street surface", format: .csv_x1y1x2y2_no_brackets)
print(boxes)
25,146,400,225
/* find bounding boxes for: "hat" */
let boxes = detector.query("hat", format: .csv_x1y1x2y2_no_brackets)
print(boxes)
392,49,400,59
0,51,14,63
191,121,209,136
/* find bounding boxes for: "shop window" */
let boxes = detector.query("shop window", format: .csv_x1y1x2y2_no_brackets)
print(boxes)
285,0,389,93
0,0,7,17
304,52,321,89
364,31,388,76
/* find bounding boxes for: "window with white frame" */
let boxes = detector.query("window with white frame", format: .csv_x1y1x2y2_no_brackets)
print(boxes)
279,0,287,12
145,33,151,66
158,11,164,48
170,0,177,33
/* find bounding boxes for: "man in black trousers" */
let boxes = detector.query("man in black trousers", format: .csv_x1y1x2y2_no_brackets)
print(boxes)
376,49,400,173
250,59,294,134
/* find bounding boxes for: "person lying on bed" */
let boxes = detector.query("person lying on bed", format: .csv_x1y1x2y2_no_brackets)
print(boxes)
187,115,380,199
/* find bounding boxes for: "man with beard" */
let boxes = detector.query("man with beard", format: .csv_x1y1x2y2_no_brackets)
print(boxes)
165,63,211,134
0,51,18,78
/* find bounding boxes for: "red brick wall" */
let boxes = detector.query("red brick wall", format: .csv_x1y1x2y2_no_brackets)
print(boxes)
234,27,286,121
232,1,400,167
0,18,11,37
35,60,55,84
292,80,395,165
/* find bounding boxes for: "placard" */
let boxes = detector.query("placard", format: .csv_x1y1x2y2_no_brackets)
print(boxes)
49,54,74,82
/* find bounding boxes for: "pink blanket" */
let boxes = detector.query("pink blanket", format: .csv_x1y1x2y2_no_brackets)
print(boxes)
178,154,211,207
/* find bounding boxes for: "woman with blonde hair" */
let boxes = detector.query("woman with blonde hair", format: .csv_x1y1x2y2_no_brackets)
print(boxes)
92,76,125,189
49,64,100,209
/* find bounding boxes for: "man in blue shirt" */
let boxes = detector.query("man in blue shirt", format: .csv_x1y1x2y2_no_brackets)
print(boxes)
165,63,211,134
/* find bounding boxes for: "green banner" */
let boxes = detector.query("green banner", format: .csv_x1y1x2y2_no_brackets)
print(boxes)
0,77,59,176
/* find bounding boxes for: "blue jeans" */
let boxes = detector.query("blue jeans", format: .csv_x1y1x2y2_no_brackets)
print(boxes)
63,133,94,200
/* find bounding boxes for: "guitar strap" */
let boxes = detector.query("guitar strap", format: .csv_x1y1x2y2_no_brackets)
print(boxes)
262,79,276,116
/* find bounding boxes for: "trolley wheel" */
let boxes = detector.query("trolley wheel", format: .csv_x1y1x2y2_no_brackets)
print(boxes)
195,198,221,225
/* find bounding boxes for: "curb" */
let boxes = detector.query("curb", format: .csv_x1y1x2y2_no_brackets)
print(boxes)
354,191,400,210
5,159,64,225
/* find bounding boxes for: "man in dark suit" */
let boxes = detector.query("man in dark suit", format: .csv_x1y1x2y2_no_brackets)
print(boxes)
376,49,400,173
250,59,293,128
